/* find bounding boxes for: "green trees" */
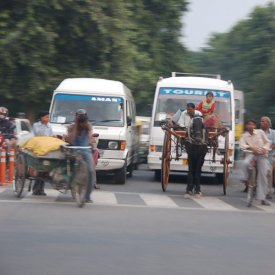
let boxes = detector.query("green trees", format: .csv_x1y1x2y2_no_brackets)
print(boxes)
0,0,188,117
189,2,275,121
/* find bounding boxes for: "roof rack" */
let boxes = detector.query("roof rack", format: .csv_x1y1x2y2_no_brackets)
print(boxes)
171,72,221,80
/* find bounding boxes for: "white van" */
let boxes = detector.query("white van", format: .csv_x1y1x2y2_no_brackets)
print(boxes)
49,78,138,184
148,72,235,181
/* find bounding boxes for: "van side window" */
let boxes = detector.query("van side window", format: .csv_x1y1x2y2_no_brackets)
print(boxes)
21,121,31,132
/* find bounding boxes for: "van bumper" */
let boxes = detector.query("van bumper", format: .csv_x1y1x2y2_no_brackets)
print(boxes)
148,154,233,174
96,158,125,171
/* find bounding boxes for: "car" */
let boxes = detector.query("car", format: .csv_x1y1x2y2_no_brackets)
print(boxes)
136,116,151,163
9,118,34,146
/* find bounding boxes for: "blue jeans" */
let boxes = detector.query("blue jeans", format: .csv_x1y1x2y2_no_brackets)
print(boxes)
82,151,94,200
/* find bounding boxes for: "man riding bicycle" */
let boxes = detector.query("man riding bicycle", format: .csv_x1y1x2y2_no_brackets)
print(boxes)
0,106,16,146
239,119,271,206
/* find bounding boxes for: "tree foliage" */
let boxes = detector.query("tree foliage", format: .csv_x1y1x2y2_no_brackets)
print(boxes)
0,0,188,117
188,2,275,121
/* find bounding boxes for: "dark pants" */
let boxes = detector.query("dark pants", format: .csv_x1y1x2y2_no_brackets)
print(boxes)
32,179,45,194
185,142,207,193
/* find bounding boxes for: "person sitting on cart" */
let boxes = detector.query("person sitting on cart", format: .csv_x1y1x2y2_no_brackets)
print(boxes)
197,91,215,117
239,119,271,206
65,109,96,203
32,111,53,195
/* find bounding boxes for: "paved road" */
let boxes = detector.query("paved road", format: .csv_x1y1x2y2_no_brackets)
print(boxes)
0,165,274,213
1,166,275,275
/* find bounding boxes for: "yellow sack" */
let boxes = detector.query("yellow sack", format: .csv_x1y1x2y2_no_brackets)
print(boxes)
22,136,66,156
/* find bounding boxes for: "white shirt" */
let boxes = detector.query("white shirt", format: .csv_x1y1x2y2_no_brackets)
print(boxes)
239,129,270,157
172,109,202,128
33,121,53,137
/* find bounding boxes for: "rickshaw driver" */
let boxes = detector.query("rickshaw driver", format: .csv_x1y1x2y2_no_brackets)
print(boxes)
172,102,202,127
65,109,96,203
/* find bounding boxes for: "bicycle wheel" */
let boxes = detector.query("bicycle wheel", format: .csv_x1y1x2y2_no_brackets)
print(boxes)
14,153,26,198
72,156,89,208
161,131,171,192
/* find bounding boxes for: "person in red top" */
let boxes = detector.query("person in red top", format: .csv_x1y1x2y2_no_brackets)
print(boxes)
197,91,215,116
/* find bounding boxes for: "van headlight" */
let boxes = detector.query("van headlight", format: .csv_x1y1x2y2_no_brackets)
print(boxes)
98,139,126,150
108,141,119,149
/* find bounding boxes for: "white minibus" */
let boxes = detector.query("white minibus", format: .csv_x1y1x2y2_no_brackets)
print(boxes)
49,78,138,184
148,72,235,183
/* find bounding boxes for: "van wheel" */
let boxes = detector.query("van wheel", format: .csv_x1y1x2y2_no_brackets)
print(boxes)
115,162,127,184
127,162,133,178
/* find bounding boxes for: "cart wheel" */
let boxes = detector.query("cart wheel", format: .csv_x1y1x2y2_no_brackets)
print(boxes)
72,157,89,208
14,153,26,198
161,131,171,192
222,132,230,195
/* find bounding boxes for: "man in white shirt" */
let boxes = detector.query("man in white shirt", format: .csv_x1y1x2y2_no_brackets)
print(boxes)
172,103,202,127
33,111,53,137
239,119,271,206
32,111,53,195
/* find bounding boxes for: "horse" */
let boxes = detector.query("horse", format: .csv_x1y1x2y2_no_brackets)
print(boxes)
184,115,208,195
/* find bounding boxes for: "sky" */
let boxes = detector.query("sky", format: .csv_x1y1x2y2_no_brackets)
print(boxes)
182,0,273,51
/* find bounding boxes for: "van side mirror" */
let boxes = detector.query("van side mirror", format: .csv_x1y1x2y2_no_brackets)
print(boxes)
127,116,132,126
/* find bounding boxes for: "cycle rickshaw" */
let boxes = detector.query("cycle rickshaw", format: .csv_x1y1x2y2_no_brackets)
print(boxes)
160,117,231,195
14,144,92,207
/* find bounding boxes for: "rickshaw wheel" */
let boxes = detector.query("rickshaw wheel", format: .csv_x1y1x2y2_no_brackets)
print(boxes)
161,131,171,192
14,153,26,198
74,184,87,208
222,132,230,195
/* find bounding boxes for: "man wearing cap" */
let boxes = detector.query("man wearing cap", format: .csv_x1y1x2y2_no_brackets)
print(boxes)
32,111,53,195
0,106,15,140
66,109,96,202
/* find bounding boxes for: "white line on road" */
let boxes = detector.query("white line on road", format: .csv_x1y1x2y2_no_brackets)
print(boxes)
93,190,117,205
139,193,179,208
193,197,238,211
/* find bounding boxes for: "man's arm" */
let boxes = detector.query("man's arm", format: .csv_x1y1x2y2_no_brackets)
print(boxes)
239,134,249,150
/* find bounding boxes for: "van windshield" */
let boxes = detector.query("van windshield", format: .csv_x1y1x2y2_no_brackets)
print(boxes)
50,94,124,127
154,87,232,128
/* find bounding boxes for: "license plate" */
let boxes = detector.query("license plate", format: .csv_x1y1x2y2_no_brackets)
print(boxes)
182,159,188,166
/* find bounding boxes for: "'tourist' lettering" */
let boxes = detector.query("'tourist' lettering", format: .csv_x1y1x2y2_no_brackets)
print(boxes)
160,88,230,98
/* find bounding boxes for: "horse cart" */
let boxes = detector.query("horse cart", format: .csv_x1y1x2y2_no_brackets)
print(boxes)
160,117,230,195
14,144,91,207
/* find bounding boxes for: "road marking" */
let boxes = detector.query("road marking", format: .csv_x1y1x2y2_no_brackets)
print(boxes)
0,188,6,194
193,197,238,211
253,200,275,213
93,190,117,205
139,193,179,208
24,189,61,202
1,187,275,213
